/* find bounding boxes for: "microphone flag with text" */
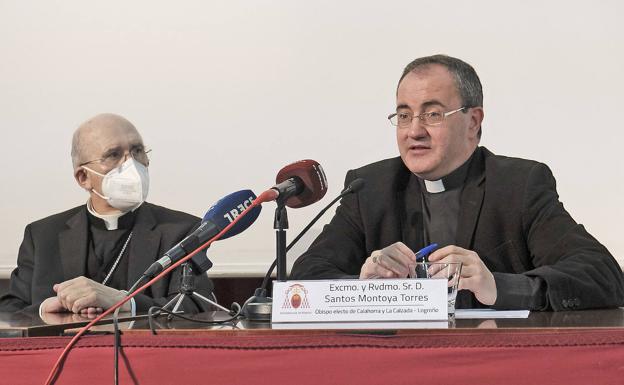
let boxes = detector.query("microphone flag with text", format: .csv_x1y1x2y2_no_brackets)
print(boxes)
144,190,261,277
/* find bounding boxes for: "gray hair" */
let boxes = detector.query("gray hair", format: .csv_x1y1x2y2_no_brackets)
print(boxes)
71,129,85,169
70,113,138,170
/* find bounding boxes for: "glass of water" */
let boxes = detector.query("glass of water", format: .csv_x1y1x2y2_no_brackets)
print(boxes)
409,262,463,315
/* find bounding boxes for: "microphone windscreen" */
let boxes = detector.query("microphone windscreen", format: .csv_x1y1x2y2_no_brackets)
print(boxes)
203,189,262,239
275,160,328,208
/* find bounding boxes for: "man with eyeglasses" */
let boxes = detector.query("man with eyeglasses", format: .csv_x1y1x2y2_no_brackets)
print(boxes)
290,55,624,311
0,113,213,315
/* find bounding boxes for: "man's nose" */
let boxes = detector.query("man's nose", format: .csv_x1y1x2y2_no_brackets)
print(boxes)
114,151,133,169
407,117,428,138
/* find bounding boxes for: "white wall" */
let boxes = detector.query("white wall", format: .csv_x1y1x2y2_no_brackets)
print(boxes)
0,0,622,278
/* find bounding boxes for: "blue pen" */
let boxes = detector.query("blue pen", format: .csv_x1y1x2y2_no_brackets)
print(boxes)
415,243,438,262
414,243,438,278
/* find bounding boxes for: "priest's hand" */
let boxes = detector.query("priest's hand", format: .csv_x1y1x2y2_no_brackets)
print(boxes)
428,245,497,306
40,309,98,325
40,296,103,314
360,242,416,279
40,296,67,313
53,276,131,314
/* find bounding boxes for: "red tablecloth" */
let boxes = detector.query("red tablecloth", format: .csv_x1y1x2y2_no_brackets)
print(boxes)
1,329,623,385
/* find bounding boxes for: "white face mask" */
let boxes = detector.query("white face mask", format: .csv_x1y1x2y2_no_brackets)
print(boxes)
83,158,150,212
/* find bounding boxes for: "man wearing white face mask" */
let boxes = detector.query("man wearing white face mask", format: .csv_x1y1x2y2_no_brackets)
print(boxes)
0,113,213,315
81,153,150,213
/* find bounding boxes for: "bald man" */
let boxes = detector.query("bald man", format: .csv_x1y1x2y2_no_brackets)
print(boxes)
0,113,213,315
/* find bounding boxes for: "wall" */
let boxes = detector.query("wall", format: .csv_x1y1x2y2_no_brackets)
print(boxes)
0,0,622,278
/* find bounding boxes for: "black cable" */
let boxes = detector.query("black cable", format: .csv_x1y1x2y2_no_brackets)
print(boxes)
113,316,120,385
147,302,242,335
113,274,148,385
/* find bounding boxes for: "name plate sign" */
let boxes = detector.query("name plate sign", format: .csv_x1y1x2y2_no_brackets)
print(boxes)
272,279,447,323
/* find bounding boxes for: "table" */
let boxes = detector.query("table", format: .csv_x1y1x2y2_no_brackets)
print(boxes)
1,309,624,385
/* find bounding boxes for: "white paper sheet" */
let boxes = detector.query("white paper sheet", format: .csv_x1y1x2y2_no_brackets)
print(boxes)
454,309,530,319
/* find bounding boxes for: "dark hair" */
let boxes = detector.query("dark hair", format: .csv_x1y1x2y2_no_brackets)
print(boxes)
399,54,483,108
399,55,483,138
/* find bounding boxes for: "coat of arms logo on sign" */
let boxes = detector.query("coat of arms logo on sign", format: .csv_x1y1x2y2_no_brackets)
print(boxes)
282,284,310,309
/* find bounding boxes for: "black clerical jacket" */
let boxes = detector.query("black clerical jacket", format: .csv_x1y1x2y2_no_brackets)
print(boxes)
0,202,214,313
290,147,624,311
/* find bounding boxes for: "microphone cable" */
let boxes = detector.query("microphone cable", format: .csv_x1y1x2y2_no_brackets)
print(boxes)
44,193,269,385
146,302,241,335
111,272,152,385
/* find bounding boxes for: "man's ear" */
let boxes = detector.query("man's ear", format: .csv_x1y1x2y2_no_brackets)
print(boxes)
74,168,92,190
468,107,484,140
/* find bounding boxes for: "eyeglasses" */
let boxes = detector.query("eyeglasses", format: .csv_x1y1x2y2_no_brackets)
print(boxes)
388,106,468,128
80,146,152,169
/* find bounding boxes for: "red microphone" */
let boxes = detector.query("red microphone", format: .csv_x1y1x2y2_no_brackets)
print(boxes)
256,159,328,208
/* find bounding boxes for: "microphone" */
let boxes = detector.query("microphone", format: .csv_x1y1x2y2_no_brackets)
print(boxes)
242,177,366,320
340,177,365,195
259,159,329,208
143,190,262,277
267,177,364,284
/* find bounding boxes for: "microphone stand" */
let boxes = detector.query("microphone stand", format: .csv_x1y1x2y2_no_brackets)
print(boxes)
241,200,289,321
159,262,232,319
243,179,365,321
274,201,289,281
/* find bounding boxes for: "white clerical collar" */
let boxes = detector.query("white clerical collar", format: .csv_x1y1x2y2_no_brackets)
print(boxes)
86,199,125,230
419,149,479,194
424,179,446,193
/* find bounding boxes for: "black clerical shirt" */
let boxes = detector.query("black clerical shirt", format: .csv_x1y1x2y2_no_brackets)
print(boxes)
418,152,474,250
86,211,135,290
417,148,546,310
